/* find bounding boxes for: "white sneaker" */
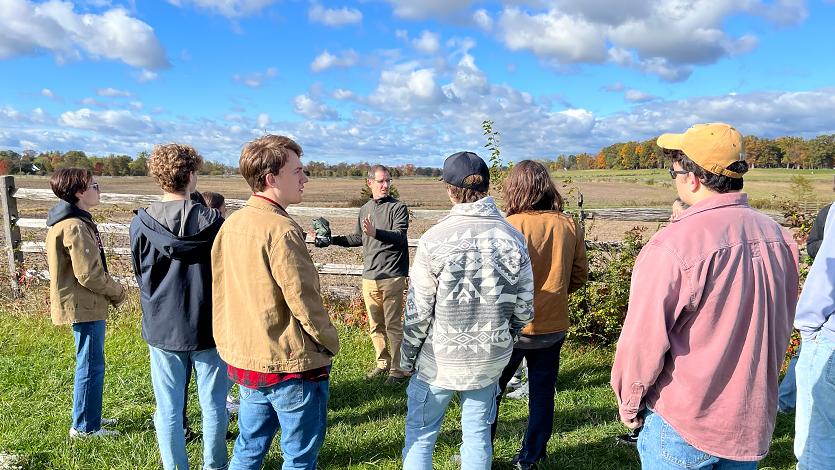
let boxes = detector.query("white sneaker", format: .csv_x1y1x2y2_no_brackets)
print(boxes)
226,395,240,414
101,418,117,427
506,376,523,391
506,382,529,400
69,428,120,438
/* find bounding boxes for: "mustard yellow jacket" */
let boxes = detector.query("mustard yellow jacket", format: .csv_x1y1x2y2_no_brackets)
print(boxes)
212,196,340,373
46,203,126,325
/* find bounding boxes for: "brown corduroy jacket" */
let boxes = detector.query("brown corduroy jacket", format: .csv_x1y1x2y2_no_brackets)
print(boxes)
211,196,340,373
46,216,125,325
506,211,588,335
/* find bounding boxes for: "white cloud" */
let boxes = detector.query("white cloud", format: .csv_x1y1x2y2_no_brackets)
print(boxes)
97,87,132,97
41,88,57,99
136,70,160,83
498,8,608,63
332,89,355,100
310,50,358,73
308,2,362,26
293,95,339,120
58,108,159,135
233,67,278,88
624,89,656,103
384,0,475,19
412,31,441,54
0,0,168,69
166,0,277,18
256,112,271,129
129,101,143,110
473,9,493,31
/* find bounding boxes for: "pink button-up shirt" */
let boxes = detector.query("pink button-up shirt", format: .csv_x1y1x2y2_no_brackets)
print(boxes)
611,192,798,461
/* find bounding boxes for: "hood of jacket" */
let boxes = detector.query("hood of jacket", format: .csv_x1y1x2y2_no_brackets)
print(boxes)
46,200,93,227
132,207,222,261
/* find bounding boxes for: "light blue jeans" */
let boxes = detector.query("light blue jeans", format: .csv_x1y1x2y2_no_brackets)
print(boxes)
229,379,330,470
777,352,799,412
149,346,231,470
638,411,757,469
71,320,106,433
402,377,499,470
794,333,835,469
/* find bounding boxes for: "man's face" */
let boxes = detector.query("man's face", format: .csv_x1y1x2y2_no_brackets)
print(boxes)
368,169,391,200
273,150,308,206
671,162,692,205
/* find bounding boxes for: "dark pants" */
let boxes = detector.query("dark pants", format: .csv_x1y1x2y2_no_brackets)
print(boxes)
492,336,565,465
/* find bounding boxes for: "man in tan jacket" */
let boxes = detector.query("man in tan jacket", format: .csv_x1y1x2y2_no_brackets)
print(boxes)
212,134,340,470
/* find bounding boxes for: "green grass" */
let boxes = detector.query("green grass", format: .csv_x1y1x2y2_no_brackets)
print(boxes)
0,301,797,469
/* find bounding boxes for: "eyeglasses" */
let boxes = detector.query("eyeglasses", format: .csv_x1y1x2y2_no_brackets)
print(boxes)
374,178,392,184
668,169,689,179
90,182,101,191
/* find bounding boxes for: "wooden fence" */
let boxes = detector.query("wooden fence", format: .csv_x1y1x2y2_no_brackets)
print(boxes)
0,175,786,297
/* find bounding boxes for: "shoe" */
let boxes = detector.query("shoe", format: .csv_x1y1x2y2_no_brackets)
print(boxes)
615,429,640,446
226,395,240,414
101,418,117,427
384,375,407,385
506,383,529,400
450,454,461,464
365,366,389,379
506,376,523,391
511,454,536,470
69,428,120,438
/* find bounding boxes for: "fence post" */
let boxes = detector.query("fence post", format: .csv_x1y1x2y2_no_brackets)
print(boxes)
1,176,23,298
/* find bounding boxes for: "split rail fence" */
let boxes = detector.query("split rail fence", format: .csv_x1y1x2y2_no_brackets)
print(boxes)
0,175,786,298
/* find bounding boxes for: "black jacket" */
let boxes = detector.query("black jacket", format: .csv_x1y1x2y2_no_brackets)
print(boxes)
129,202,223,351
807,203,831,259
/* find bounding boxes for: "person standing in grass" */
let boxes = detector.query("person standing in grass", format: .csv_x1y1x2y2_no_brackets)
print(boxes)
492,160,588,469
611,123,799,468
322,164,410,384
212,135,340,470
46,168,126,438
400,151,534,470
130,144,229,470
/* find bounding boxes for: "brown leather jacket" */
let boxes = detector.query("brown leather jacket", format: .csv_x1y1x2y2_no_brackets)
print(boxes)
211,196,340,373
506,211,588,334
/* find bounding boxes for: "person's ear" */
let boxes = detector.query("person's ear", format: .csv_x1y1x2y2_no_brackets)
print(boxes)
264,173,276,189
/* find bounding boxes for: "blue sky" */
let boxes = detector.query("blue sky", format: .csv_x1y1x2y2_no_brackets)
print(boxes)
1,0,835,166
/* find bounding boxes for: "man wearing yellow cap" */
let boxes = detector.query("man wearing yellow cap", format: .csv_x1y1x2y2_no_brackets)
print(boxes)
611,123,799,468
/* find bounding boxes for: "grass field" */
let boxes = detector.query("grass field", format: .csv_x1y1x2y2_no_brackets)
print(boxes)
0,291,798,470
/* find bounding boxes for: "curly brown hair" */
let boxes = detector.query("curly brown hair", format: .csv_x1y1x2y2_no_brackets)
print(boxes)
502,160,563,216
148,143,204,193
239,135,303,192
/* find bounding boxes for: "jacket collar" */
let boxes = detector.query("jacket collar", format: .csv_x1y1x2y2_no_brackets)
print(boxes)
373,195,393,205
247,194,289,217
674,192,749,223
448,196,502,218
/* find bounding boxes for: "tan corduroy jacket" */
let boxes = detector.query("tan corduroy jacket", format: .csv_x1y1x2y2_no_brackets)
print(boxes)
211,196,340,373
46,216,126,325
506,211,588,335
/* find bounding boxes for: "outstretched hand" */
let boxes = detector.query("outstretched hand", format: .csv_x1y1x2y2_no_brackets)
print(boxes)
362,215,375,237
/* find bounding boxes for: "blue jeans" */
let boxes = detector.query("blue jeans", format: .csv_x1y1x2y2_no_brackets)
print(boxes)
72,320,106,433
777,352,799,412
229,379,330,470
402,377,500,470
149,346,231,470
493,336,565,465
638,411,757,469
794,333,835,469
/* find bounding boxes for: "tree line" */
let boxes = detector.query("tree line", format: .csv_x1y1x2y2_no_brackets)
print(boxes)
0,150,236,176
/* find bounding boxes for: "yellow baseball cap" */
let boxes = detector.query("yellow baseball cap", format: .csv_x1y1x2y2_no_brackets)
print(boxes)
657,123,745,178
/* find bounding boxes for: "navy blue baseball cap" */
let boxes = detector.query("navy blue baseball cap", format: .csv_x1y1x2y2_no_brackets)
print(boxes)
441,151,490,192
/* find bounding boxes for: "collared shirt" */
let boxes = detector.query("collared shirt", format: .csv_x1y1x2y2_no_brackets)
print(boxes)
611,192,798,461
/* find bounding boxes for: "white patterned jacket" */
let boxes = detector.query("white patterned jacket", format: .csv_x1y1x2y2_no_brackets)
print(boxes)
400,196,534,390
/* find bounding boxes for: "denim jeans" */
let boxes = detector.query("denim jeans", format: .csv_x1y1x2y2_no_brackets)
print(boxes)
794,333,835,469
149,346,231,470
402,376,499,470
492,336,565,465
71,320,106,433
777,351,799,412
229,379,330,470
638,411,757,469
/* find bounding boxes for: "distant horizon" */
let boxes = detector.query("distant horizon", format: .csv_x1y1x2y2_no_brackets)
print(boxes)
2,1,835,166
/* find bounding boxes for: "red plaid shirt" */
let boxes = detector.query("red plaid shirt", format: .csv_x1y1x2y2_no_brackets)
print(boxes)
228,365,330,389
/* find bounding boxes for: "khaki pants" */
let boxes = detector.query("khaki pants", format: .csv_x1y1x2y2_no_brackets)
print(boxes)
362,277,407,375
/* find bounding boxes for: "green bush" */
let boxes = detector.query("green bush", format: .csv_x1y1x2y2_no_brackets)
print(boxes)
568,226,647,344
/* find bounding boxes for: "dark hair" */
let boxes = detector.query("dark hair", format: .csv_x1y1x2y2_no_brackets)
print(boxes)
447,174,489,203
202,191,225,210
503,160,564,215
667,149,748,193
50,168,93,204
239,135,303,192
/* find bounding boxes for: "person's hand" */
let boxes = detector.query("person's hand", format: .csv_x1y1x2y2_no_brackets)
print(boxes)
362,215,375,237
620,414,644,430
670,199,686,221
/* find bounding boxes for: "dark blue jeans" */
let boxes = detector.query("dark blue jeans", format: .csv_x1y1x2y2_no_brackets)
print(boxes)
492,336,565,465
71,320,106,433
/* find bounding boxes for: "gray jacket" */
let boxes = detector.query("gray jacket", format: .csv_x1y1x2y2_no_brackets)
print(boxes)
332,196,409,280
